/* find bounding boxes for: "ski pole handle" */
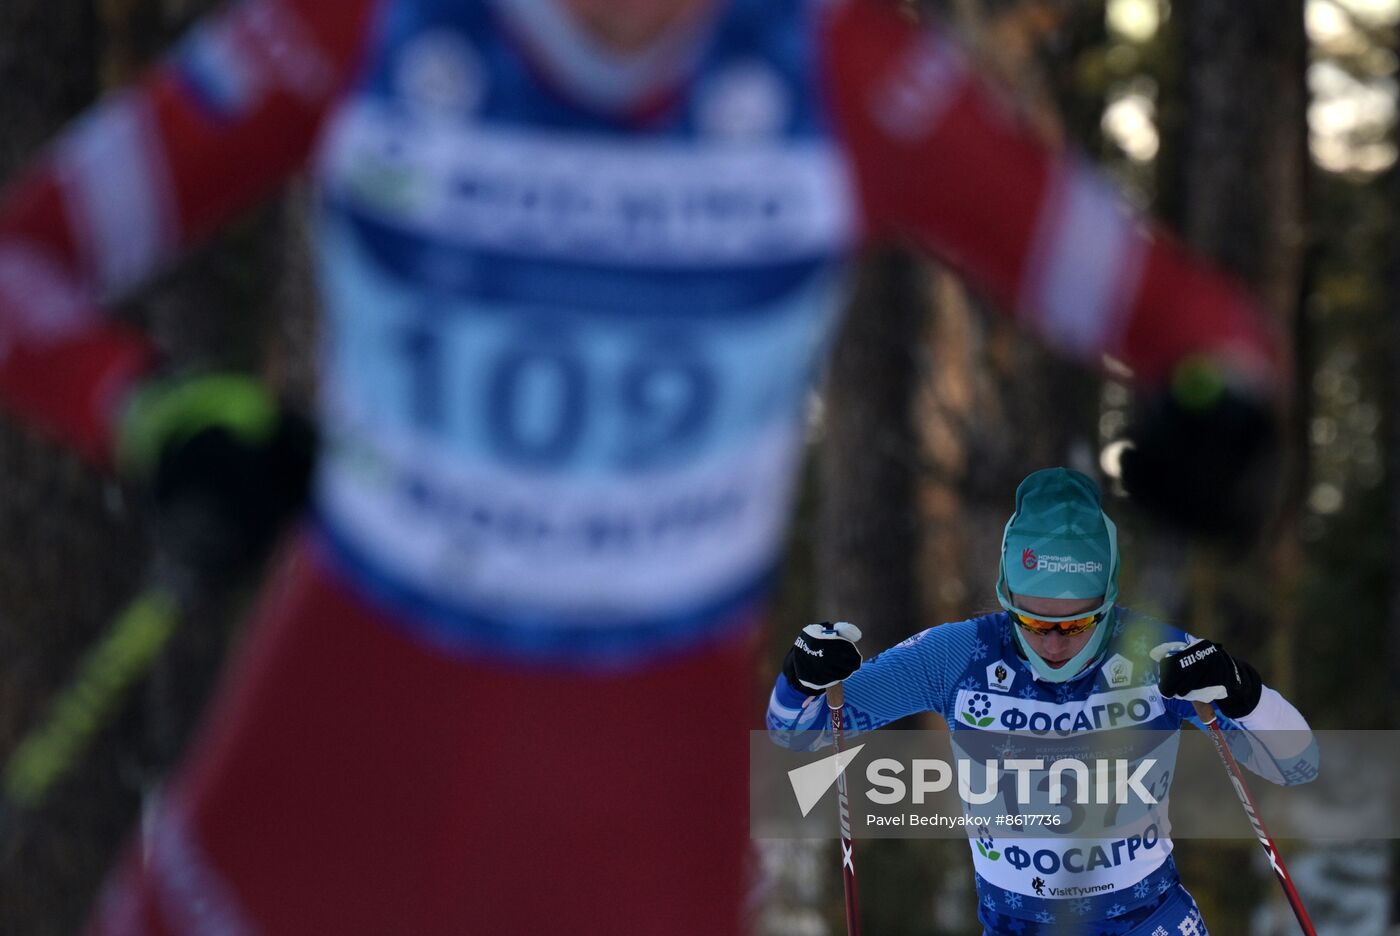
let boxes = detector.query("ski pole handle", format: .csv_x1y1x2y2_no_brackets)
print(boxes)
1191,701,1317,936
829,683,862,936
1189,700,1216,728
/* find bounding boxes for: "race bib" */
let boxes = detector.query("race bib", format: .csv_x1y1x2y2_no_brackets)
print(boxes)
313,211,845,622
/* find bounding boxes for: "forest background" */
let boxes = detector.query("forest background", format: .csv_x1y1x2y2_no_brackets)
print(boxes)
0,0,1395,933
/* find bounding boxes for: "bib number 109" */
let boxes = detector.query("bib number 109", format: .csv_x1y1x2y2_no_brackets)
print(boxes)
395,319,719,471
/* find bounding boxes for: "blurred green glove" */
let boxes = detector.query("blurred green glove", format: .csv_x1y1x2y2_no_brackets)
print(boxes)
118,373,315,574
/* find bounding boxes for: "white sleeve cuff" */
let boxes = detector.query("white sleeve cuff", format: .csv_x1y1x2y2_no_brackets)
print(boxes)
1235,685,1312,757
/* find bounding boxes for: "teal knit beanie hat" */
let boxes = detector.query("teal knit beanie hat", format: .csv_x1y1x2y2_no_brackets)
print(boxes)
996,468,1118,607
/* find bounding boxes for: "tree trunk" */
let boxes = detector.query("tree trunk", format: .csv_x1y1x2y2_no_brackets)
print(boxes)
817,248,930,649
1171,0,1309,761
1165,1,1313,931
1389,156,1400,931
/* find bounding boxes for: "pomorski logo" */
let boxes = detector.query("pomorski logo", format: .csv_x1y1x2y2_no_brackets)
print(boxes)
1024,552,1104,574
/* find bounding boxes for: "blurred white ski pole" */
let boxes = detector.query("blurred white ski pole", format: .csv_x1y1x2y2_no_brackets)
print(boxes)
1191,700,1317,936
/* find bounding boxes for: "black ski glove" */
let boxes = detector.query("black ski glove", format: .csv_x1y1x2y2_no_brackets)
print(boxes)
1118,359,1278,540
118,373,315,575
782,621,863,696
1150,639,1262,719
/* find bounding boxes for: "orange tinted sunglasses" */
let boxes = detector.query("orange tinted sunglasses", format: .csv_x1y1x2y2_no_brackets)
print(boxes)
1008,609,1104,637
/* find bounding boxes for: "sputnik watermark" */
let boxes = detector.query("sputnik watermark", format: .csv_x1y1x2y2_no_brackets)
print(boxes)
787,744,865,817
868,756,1158,806
754,728,1361,842
788,750,1158,818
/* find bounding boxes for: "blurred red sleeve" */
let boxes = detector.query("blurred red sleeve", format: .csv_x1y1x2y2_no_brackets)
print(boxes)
819,0,1281,390
0,0,379,463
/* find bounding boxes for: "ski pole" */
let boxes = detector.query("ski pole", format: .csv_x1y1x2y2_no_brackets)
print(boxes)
1191,701,1317,936
2,587,180,810
0,567,192,864
828,683,862,936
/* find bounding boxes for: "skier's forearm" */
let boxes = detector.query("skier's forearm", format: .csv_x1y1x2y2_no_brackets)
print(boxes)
0,0,374,462
821,0,1280,388
1236,685,1310,734
0,0,369,301
765,647,925,751
766,674,834,751
1222,686,1319,786
768,622,972,750
0,322,156,464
